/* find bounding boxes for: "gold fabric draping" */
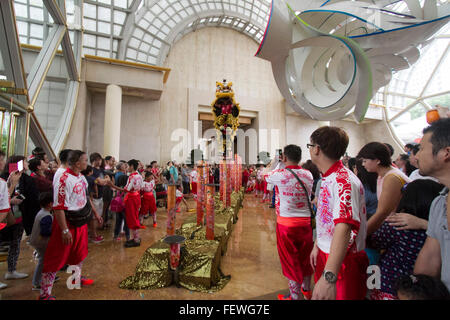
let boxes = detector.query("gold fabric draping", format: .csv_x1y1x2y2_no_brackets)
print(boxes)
119,191,244,292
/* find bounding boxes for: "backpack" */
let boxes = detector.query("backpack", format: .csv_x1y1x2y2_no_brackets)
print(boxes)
110,191,125,212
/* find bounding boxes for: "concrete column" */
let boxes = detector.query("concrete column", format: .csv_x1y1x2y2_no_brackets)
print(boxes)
104,84,122,159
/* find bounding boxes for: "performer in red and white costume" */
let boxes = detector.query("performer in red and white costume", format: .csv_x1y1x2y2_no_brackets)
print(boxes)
255,165,264,197
39,150,93,300
140,172,157,227
309,126,369,300
0,150,21,232
266,145,315,300
189,165,198,199
109,159,143,248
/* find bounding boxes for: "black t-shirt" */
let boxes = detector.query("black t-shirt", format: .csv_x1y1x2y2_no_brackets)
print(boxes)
102,169,114,201
92,167,104,199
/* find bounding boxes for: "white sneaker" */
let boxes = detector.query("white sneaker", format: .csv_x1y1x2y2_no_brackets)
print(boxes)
0,281,7,289
4,271,29,280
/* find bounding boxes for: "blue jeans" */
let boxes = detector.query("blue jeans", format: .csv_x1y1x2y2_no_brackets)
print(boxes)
271,187,276,206
114,211,130,240
32,248,45,287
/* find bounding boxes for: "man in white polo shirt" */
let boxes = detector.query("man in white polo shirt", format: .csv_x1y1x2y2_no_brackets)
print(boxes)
266,144,315,300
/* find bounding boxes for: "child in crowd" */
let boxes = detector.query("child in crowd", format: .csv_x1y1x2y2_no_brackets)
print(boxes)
109,159,143,248
29,192,53,290
175,185,189,213
189,165,198,200
246,176,256,193
140,172,157,228
255,165,263,197
396,274,450,300
261,164,271,203
111,174,130,242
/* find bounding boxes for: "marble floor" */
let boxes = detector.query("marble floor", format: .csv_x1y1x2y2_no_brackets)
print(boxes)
0,194,294,300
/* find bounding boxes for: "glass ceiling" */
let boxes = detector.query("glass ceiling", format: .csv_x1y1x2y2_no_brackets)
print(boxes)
11,0,449,146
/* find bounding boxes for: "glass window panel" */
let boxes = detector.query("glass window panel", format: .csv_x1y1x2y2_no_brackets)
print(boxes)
29,7,43,20
185,7,194,15
29,38,43,46
16,20,28,36
138,19,149,29
127,48,137,59
137,52,147,62
140,42,150,52
147,56,157,65
83,47,96,56
167,20,176,28
424,47,449,96
96,50,110,58
113,39,118,51
391,104,427,143
84,18,96,31
114,10,126,24
159,0,168,9
150,47,158,55
144,12,154,22
149,25,158,34
98,0,111,5
84,3,97,19
14,3,28,18
129,37,140,48
153,18,163,28
98,21,111,33
151,5,162,15
134,28,144,38
30,24,43,39
19,36,28,44
173,3,182,11
156,31,166,39
113,24,122,36
161,25,170,34
83,33,96,47
153,39,161,48
30,0,43,6
166,7,175,16
424,94,450,110
98,6,111,21
172,14,181,23
159,12,169,21
115,0,128,8
143,34,153,43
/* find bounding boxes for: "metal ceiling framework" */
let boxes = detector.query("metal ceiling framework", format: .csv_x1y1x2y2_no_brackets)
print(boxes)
5,0,449,153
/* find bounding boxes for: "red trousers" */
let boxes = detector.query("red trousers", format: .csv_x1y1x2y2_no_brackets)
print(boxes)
314,249,369,300
125,192,141,230
191,182,197,195
276,222,314,284
140,192,156,216
43,220,88,273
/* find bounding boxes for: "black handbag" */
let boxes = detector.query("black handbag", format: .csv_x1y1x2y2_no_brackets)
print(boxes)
286,168,316,230
65,200,92,227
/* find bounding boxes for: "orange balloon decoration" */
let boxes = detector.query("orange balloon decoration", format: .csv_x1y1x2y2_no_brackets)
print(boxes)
426,109,440,124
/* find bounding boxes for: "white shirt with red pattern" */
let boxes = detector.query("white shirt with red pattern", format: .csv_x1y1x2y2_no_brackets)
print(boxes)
0,178,10,214
142,180,155,193
125,172,143,192
53,167,66,185
190,170,198,183
266,165,313,218
256,168,263,181
316,161,367,254
176,189,183,198
53,168,88,211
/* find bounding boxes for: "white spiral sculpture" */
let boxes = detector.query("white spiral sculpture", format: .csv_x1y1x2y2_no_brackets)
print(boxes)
256,0,450,122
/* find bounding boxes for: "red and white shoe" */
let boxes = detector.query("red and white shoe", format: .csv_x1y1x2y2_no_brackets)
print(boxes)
301,288,312,300
153,223,157,228
277,294,292,300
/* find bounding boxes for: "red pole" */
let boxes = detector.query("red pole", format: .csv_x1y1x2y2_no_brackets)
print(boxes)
220,160,225,203
226,158,231,207
206,184,215,240
196,163,204,226
167,184,176,235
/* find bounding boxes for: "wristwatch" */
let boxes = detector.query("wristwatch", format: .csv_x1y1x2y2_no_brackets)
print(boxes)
322,270,338,284
62,228,70,235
